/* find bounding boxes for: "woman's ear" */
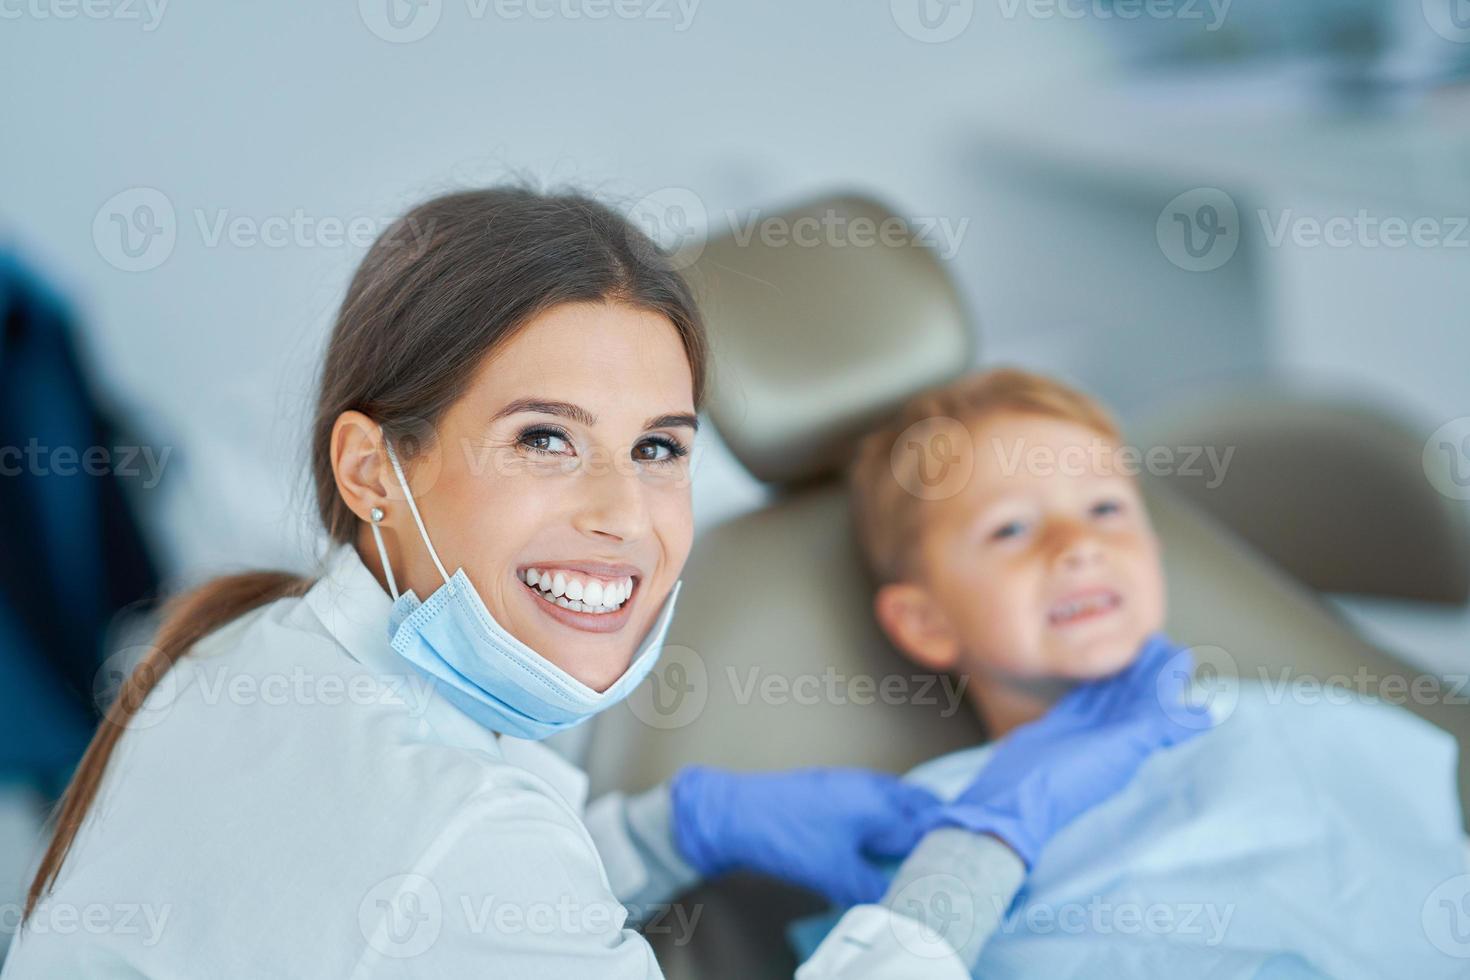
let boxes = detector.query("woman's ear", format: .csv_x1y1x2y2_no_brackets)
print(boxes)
331,410,390,522
872,581,962,672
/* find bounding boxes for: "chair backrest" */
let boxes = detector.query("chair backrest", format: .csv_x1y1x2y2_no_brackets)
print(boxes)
1137,388,1470,603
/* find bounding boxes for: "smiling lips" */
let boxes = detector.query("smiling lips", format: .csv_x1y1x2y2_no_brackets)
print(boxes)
1047,587,1123,627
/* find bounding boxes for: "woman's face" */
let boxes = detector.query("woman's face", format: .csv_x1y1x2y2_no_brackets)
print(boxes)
358,300,697,692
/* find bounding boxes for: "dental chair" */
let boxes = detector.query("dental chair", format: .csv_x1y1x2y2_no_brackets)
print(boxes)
582,194,1470,979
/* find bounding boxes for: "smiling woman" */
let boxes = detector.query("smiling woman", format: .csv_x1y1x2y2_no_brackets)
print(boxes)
20,184,711,927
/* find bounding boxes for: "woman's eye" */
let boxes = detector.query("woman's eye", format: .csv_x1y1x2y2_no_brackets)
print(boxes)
518,427,572,455
1091,499,1123,518
634,435,689,466
991,520,1025,541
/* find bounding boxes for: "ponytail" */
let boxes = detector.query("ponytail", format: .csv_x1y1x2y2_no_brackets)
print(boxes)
24,571,312,918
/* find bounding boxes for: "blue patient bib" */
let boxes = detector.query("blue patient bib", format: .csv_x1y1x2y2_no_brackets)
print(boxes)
790,681,1467,979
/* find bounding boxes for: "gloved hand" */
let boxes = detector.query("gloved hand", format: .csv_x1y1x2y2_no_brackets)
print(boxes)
670,766,942,907
926,633,1212,869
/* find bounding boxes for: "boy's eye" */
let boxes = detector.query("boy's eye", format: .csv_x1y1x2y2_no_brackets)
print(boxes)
991,520,1026,541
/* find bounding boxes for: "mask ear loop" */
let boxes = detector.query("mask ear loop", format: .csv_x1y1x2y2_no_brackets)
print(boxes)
383,437,453,588
368,507,400,601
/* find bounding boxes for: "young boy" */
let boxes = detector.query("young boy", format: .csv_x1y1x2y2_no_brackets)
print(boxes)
847,366,1166,739
794,366,1468,977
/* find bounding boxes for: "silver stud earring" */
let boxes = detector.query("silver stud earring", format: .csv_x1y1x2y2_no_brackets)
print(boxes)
370,506,385,523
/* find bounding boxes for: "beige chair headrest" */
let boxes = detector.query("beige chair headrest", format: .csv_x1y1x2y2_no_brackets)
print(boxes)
688,194,974,487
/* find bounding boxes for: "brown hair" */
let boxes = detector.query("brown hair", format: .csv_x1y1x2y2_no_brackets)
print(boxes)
846,366,1120,584
26,185,709,916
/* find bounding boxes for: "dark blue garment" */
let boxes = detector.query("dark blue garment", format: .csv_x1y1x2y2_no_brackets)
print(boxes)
0,252,159,787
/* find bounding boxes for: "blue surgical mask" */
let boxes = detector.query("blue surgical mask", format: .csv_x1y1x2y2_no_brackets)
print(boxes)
368,438,682,740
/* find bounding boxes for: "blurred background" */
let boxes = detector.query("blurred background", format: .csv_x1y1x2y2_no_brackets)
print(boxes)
2,0,1470,952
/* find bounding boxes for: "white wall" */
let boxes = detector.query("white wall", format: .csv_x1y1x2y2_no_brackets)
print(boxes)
6,3,1464,588
0,1,1113,580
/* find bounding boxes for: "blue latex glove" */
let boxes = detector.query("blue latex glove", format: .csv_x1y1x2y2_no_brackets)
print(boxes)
928,632,1213,869
670,766,942,907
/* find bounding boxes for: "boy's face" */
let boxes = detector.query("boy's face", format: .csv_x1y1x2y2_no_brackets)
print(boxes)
878,412,1166,689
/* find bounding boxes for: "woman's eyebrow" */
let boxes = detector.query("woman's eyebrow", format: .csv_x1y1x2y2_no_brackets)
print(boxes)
646,412,699,432
492,398,698,432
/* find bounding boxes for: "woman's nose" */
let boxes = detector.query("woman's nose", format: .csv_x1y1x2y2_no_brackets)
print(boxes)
569,452,653,542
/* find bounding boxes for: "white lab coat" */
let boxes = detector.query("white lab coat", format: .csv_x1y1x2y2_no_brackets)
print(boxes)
2,543,968,978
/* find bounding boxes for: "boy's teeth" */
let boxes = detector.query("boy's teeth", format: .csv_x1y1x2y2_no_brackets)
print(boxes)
519,568,635,614
1049,591,1120,624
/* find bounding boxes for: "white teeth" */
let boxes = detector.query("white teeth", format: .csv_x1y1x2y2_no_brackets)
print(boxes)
522,567,635,614
1049,592,1119,624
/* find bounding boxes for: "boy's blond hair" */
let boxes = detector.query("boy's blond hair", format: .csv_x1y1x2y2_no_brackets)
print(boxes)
847,366,1122,584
